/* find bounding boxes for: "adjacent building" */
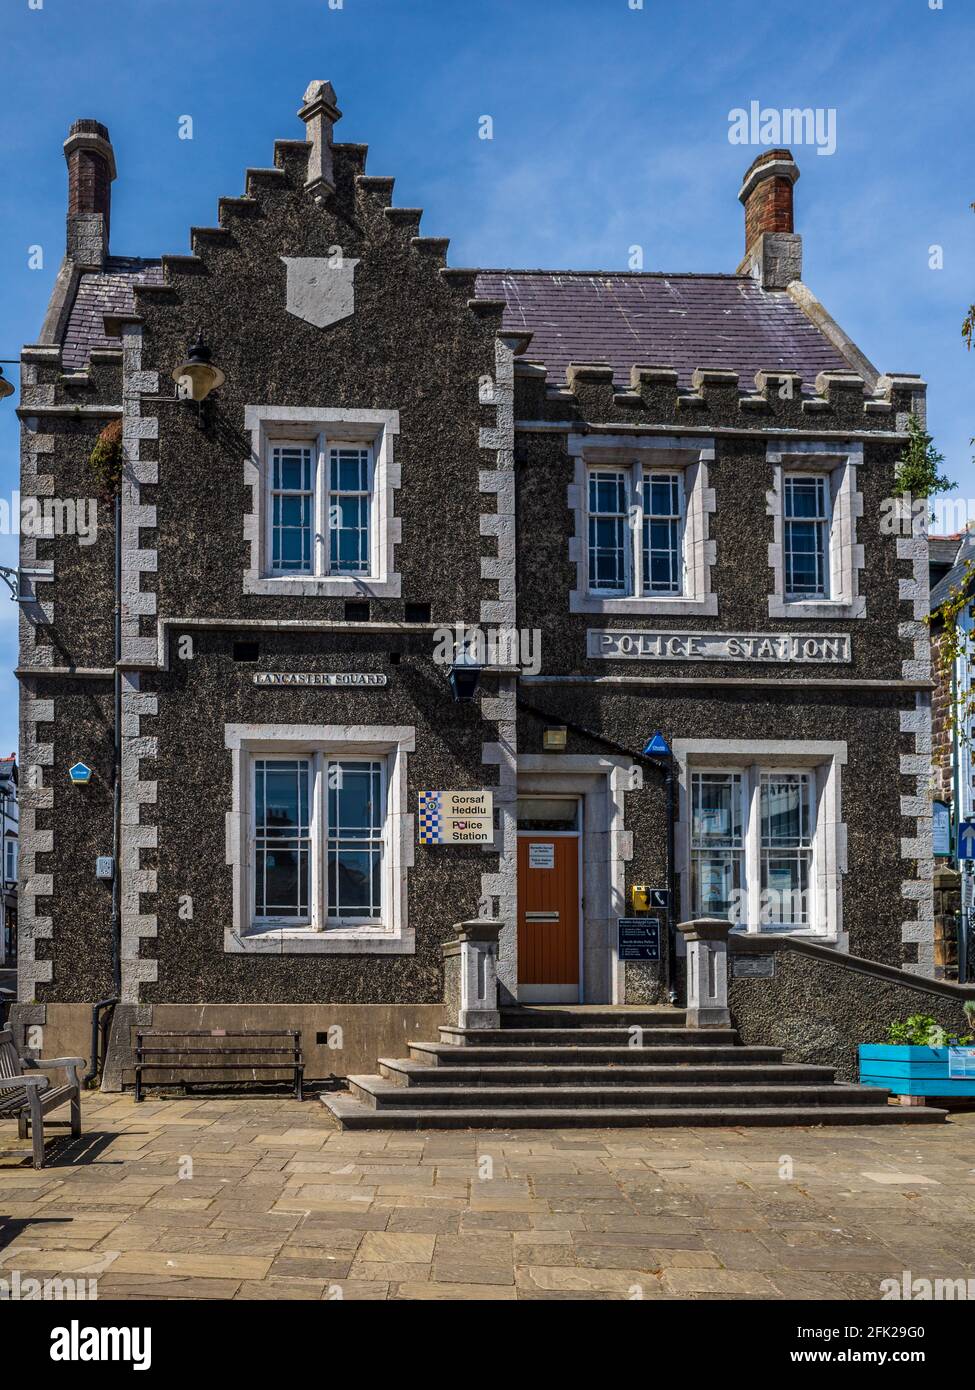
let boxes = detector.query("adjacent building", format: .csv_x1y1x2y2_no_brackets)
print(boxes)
12,85,937,1081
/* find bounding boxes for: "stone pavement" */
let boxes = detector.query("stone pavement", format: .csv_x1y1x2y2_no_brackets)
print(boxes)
1,1091,974,1300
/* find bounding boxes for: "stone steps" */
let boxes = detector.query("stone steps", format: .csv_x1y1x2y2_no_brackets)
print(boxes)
377,1058,844,1087
324,1096,946,1130
439,1026,739,1047
349,1076,891,1110
320,1014,949,1130
409,1041,786,1066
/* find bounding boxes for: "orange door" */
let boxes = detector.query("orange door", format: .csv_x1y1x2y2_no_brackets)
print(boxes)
517,835,580,986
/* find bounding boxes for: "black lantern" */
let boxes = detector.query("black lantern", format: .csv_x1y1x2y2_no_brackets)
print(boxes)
448,647,482,703
171,334,225,403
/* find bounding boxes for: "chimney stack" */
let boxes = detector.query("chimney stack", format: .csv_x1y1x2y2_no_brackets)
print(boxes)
736,148,801,291
64,118,116,267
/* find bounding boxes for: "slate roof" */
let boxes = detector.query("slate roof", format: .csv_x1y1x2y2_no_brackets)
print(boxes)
473,270,852,392
60,257,162,371
929,532,975,611
59,262,855,391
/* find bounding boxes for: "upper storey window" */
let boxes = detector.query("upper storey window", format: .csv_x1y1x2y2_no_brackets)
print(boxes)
767,441,865,620
243,406,401,599
783,473,830,600
587,467,684,597
268,440,373,578
569,436,717,617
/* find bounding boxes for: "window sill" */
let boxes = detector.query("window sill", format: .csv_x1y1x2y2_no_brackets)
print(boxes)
244,574,402,599
224,925,415,956
768,596,865,620
571,592,718,617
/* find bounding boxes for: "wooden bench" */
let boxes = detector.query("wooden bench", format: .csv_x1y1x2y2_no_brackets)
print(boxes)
0,1027,83,1169
134,1029,304,1102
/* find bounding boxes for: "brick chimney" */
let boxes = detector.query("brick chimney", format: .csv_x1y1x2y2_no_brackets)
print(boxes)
64,119,116,268
736,148,802,291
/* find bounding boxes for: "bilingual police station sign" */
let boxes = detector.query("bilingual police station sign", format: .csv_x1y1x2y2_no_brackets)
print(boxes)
588,630,851,664
418,790,494,845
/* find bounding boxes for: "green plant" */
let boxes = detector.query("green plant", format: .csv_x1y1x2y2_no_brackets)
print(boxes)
893,415,953,501
88,418,124,500
886,1012,973,1047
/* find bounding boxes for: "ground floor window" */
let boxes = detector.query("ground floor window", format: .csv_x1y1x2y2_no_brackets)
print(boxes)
691,766,816,931
251,754,386,929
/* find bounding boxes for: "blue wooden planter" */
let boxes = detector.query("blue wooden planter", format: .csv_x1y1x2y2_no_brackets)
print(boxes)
859,1044,975,1098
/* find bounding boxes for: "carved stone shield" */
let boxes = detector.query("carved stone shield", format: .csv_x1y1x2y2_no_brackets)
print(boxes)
281,256,360,329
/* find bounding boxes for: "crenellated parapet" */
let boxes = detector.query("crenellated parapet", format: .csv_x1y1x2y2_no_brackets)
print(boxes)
512,357,924,436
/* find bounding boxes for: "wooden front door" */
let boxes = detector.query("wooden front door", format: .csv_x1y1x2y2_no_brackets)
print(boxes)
517,834,580,999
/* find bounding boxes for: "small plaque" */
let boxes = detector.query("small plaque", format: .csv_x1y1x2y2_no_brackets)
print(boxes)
732,955,775,979
418,790,494,845
618,917,660,962
528,843,555,870
948,1047,975,1079
253,672,387,687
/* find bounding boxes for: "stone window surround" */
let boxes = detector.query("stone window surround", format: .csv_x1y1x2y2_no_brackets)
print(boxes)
517,755,633,1005
673,738,848,951
766,439,865,620
243,405,402,598
224,723,415,955
567,433,717,616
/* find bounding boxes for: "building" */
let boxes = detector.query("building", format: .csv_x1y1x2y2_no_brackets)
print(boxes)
13,84,952,1093
0,756,17,968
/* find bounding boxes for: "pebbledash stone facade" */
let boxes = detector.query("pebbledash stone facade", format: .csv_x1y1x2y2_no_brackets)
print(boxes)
12,85,936,1081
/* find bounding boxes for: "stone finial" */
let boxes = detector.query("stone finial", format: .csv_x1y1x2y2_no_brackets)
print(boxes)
298,80,342,200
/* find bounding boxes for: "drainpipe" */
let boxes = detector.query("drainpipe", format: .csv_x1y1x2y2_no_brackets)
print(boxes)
83,997,117,1086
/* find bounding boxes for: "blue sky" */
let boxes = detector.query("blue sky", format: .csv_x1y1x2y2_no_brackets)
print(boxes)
0,0,972,759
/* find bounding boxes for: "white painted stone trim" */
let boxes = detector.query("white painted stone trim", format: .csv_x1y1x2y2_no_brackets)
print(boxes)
120,671,159,1002
899,700,935,976
242,405,402,598
517,754,633,1004
766,439,865,619
223,722,415,955
119,324,161,1003
672,738,848,950
18,403,55,663
478,336,519,998
16,697,55,1002
567,433,717,616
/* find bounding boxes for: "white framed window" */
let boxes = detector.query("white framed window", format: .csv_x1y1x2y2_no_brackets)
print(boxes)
251,754,386,930
3,836,15,886
569,435,716,616
677,742,846,942
767,441,865,619
690,770,744,919
267,438,374,579
586,464,684,598
243,406,401,598
225,723,415,955
783,474,830,600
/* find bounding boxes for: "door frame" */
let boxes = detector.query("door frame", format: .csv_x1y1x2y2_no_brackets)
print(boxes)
516,795,584,1003
517,757,632,1004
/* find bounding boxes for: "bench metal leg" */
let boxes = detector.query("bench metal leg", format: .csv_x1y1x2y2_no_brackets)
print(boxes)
70,1088,81,1139
29,1093,44,1170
